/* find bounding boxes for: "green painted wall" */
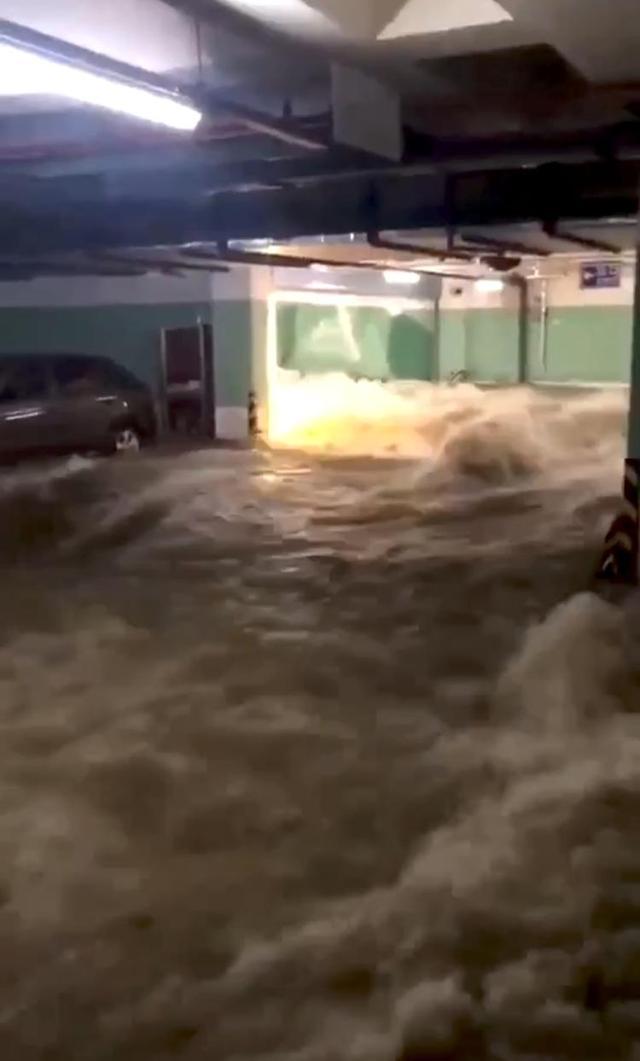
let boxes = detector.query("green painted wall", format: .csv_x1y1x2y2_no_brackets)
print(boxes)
438,305,632,384
277,302,436,381
465,309,521,382
283,302,633,387
438,311,466,379
0,297,634,408
212,299,254,405
438,309,521,382
529,306,632,383
0,300,254,406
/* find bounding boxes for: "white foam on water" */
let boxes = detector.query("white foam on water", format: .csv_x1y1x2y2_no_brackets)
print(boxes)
0,381,634,1058
268,371,625,473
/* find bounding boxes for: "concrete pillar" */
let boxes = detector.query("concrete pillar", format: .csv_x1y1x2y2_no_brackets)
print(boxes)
627,250,640,459
596,241,640,584
211,266,273,441
248,266,273,437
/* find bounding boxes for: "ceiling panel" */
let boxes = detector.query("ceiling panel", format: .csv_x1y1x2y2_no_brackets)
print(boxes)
500,0,640,83
379,0,512,41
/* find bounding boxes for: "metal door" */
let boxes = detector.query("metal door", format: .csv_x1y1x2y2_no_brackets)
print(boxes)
160,323,215,438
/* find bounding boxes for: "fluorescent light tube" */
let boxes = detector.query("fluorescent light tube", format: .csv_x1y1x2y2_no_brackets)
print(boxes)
0,41,202,131
475,278,505,293
383,270,421,285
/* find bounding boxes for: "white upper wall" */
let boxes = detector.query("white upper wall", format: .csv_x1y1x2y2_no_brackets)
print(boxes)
0,271,213,308
438,259,637,310
0,260,632,311
439,277,520,310
0,265,267,308
541,261,636,308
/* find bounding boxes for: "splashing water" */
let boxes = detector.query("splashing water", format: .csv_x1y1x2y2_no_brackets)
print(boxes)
268,371,624,472
0,379,637,1060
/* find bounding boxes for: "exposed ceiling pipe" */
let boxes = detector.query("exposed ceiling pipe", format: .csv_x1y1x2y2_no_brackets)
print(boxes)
460,232,552,257
204,101,325,152
0,251,233,278
182,242,495,282
367,231,475,263
92,253,229,274
0,260,147,279
0,122,254,165
4,155,637,257
542,220,621,254
7,119,640,191
368,230,523,272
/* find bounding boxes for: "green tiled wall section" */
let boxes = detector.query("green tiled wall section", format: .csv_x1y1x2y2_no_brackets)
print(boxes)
0,299,634,397
0,301,254,406
439,306,632,384
276,302,437,380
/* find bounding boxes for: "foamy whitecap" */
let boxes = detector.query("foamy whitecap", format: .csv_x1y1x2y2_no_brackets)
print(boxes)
268,371,625,482
0,383,634,1058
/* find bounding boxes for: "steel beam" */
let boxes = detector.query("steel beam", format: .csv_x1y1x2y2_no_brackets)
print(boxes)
542,220,621,254
8,120,640,191
182,243,482,282
93,253,229,274
460,232,552,257
367,231,475,262
0,161,638,256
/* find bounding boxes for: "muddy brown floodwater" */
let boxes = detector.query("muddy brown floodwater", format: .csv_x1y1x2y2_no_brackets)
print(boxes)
0,379,639,1060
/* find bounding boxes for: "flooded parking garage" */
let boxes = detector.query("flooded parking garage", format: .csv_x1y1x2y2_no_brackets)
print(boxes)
4,0,640,1055
0,380,637,1059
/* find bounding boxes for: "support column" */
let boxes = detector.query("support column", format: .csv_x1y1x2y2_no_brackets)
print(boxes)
211,266,272,441
514,275,529,384
596,235,640,584
248,265,273,439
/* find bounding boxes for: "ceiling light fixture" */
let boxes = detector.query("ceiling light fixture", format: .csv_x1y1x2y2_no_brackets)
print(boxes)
0,41,202,131
475,278,505,294
383,270,421,286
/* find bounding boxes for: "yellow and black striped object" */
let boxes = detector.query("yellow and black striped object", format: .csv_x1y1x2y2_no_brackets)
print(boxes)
596,458,640,584
248,391,259,438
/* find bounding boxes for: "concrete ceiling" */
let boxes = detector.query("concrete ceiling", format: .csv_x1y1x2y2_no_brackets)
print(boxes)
1,0,640,275
212,0,640,81
1,0,638,133
5,0,640,88
209,0,516,44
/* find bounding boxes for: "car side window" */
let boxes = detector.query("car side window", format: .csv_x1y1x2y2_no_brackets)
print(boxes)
97,360,144,391
53,357,101,397
0,360,48,404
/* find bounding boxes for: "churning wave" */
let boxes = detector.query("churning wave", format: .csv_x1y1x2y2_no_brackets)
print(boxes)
0,379,636,1059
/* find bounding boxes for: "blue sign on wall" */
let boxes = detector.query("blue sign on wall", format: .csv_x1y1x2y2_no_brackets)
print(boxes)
580,261,621,289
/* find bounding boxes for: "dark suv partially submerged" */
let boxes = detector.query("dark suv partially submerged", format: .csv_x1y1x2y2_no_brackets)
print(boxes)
0,353,157,459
